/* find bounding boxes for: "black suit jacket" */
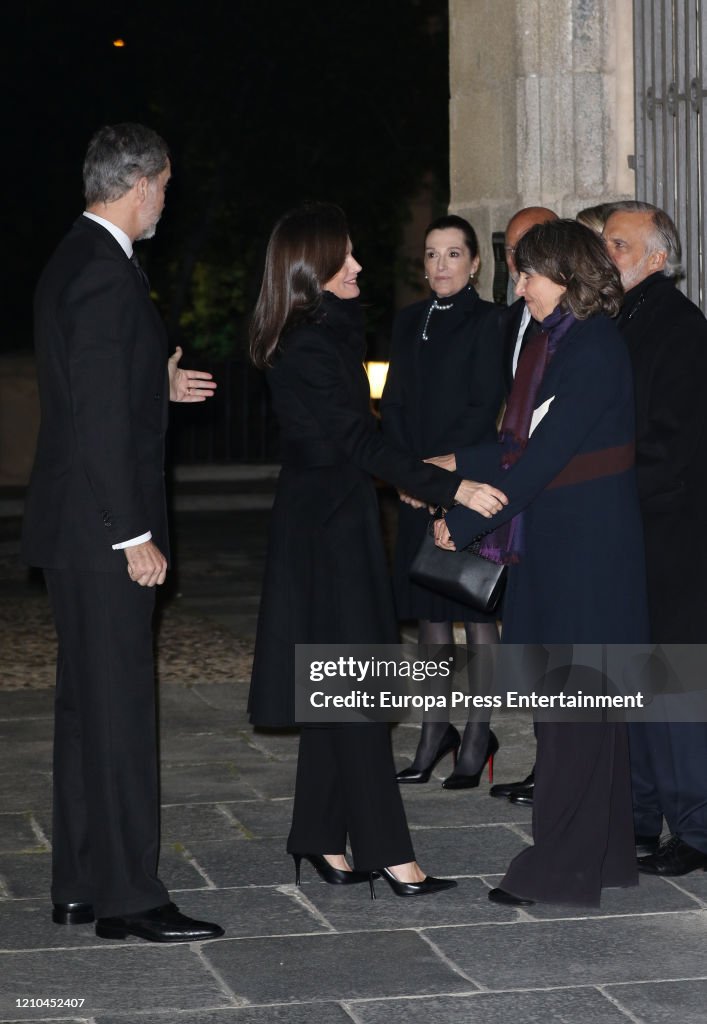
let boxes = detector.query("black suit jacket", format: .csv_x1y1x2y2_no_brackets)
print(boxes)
501,297,527,394
22,216,170,572
617,273,707,639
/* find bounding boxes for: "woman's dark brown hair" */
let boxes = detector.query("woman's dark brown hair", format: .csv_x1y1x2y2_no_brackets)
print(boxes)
249,202,349,369
424,214,479,259
515,218,623,319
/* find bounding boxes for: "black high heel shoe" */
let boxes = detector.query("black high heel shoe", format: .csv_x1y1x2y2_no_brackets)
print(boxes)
371,867,457,898
396,724,461,783
292,853,374,893
442,729,499,790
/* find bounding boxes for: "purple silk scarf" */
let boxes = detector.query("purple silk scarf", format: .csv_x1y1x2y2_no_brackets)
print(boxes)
479,305,577,564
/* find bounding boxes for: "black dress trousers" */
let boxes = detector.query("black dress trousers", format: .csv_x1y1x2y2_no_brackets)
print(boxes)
45,569,169,918
287,724,415,871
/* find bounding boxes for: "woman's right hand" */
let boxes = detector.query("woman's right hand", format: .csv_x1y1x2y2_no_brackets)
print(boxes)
454,480,508,517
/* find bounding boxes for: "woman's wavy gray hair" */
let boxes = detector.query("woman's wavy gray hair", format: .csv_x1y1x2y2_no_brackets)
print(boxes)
607,200,683,279
83,123,170,206
515,219,624,320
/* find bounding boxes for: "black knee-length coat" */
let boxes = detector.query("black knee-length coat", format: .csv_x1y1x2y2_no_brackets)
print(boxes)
248,294,463,728
380,285,504,621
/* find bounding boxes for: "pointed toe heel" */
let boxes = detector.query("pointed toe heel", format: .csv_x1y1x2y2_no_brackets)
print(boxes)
291,853,373,887
371,867,457,898
443,730,499,790
396,724,461,784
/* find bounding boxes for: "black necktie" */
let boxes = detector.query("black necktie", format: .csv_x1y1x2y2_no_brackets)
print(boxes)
130,252,150,292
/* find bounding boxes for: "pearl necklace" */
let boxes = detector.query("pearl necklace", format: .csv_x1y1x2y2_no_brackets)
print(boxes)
421,298,454,340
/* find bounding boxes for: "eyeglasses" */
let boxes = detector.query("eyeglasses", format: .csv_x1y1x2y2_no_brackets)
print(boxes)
504,246,516,255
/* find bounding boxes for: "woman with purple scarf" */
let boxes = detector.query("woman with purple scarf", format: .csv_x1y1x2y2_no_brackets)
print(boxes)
432,219,649,907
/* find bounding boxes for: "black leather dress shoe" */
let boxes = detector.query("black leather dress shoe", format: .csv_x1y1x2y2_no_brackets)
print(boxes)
635,833,660,858
637,835,707,876
489,771,535,800
488,887,534,906
52,902,95,925
95,902,225,942
509,783,534,806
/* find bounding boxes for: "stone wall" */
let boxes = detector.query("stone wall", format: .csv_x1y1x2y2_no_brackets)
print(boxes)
449,0,635,298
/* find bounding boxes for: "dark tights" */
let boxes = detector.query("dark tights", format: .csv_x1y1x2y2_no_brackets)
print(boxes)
411,619,499,774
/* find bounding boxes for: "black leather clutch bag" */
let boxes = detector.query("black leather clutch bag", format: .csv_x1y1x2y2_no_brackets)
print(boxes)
409,521,506,615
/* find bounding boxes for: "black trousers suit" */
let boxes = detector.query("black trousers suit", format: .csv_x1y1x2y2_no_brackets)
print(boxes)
45,570,168,917
22,216,171,917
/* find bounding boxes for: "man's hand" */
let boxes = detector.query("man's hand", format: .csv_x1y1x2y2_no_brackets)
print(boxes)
125,540,168,587
425,453,457,472
454,480,508,517
434,518,456,550
168,346,218,403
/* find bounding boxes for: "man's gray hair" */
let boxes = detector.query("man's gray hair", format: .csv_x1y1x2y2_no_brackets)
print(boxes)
83,123,170,206
609,200,683,278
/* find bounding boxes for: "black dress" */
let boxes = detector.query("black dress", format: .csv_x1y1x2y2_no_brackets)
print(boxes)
380,285,504,622
248,293,463,870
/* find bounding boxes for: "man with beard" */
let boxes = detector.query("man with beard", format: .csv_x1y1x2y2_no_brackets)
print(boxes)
603,200,707,875
22,123,224,938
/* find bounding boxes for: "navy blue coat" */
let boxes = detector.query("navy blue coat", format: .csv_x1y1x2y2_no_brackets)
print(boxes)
445,314,649,644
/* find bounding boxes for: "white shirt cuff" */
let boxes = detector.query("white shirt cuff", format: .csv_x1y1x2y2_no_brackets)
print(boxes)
112,531,152,550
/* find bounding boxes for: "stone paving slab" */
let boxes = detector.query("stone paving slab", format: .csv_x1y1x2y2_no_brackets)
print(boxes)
0,814,46,854
349,987,634,1023
161,803,248,845
0,774,51,814
95,1005,352,1024
0,945,232,1018
430,912,707,989
400,784,534,829
159,763,259,804
0,691,54,717
158,733,261,766
202,930,476,1004
605,979,707,1024
229,762,297,801
175,839,298,889
408,823,529,876
303,875,514,931
218,799,294,840
522,871,702,919
0,851,51,898
153,886,330,940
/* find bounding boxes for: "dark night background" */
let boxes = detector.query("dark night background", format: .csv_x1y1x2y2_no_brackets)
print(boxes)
13,0,451,363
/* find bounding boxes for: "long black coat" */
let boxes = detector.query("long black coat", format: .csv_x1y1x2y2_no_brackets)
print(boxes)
380,286,504,621
21,216,169,570
248,294,463,727
617,273,707,641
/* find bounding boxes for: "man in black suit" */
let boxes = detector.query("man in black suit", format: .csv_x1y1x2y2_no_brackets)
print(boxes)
603,201,707,876
488,205,557,807
22,123,224,941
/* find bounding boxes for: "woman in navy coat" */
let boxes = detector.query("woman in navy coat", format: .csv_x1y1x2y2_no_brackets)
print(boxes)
248,203,505,897
380,215,505,789
433,220,649,906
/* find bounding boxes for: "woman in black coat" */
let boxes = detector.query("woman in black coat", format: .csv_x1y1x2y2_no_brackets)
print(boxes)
248,203,506,897
381,216,505,788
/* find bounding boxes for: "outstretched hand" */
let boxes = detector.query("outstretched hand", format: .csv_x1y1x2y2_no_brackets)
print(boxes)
168,346,218,403
453,480,508,517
